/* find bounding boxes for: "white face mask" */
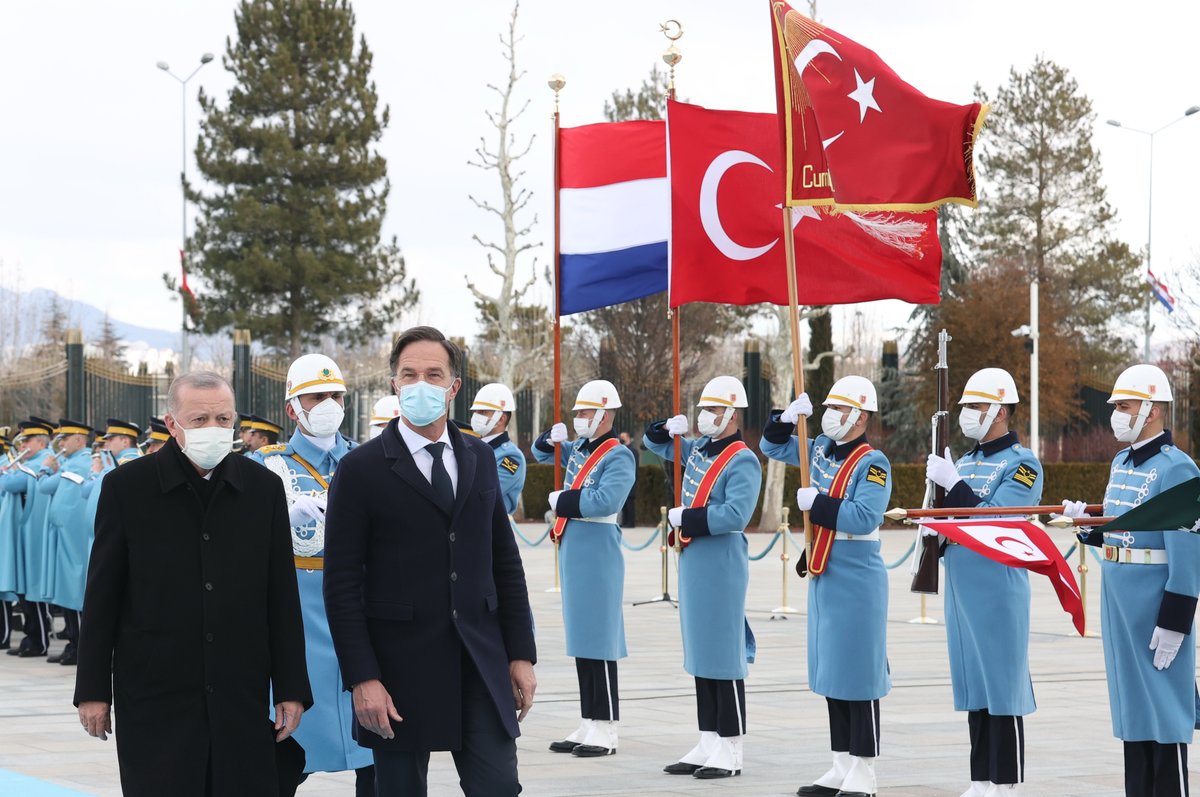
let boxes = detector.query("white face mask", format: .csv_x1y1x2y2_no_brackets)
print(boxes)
293,397,344,438
573,409,605,440
471,411,500,437
697,408,731,438
1111,402,1150,443
959,405,1001,441
821,407,860,442
180,425,234,471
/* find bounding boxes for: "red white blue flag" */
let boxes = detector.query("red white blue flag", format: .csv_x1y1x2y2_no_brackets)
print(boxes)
1146,269,1176,313
557,121,668,315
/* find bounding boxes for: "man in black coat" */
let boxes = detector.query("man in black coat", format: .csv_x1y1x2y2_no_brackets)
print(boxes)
324,326,537,797
74,372,312,797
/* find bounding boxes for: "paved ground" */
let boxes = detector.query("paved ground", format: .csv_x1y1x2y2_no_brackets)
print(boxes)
0,524,1188,795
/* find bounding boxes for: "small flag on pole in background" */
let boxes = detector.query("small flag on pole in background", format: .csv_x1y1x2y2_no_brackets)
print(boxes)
1146,269,1176,313
557,120,668,314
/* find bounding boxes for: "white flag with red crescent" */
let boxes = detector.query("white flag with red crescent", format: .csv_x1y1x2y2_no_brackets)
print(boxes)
919,518,1085,635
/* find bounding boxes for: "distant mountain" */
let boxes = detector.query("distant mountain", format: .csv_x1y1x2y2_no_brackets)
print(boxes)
0,287,179,352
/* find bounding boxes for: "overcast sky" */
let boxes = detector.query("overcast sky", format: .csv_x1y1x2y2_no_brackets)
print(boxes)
1,0,1197,355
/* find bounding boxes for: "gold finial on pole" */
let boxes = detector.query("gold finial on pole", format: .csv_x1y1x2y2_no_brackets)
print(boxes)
548,73,566,115
660,20,683,94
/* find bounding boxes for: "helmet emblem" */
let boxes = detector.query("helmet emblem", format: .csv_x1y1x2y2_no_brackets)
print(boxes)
321,368,332,378
601,397,609,406
998,388,1006,399
286,380,293,391
1149,384,1157,395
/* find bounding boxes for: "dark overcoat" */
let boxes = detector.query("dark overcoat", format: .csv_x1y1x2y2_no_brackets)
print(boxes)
73,438,312,797
323,418,537,752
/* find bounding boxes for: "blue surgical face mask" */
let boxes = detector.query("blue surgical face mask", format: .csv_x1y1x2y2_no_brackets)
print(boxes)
399,381,449,427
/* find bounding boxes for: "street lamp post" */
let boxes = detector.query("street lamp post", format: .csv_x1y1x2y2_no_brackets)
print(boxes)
157,53,214,373
1106,106,1200,362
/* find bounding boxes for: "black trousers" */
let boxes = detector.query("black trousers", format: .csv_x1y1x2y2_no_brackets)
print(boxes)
968,710,1024,784
576,658,619,721
1125,741,1189,797
374,652,520,797
695,677,746,738
14,597,48,653
827,698,880,757
62,609,80,649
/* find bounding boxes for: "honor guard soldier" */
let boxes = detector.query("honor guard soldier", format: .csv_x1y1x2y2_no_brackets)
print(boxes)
368,395,400,440
469,383,526,515
533,379,636,758
644,376,762,780
252,353,375,793
761,376,892,797
1,419,55,657
37,420,95,664
924,369,1041,797
244,415,283,453
237,413,256,454
1062,364,1200,797
0,427,17,648
144,418,170,454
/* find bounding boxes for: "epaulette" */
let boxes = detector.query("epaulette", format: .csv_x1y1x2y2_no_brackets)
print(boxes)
258,443,288,455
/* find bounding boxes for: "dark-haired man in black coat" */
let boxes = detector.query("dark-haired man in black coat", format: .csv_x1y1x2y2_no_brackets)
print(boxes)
324,326,537,797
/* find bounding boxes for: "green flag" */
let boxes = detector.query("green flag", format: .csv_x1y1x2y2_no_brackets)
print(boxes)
1095,477,1200,534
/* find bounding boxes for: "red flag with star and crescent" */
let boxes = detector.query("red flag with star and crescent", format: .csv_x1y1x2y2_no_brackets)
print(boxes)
667,99,941,307
919,518,1086,635
770,1,988,210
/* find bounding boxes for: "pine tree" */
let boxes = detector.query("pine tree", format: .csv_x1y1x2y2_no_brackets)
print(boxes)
188,0,417,357
94,314,127,365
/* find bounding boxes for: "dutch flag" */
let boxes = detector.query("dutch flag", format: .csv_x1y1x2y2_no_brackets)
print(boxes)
557,120,668,315
1146,269,1176,313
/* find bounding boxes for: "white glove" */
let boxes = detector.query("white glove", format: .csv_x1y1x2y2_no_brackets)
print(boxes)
547,490,564,513
288,494,327,526
664,415,689,438
779,393,814,424
920,526,940,538
1150,626,1185,670
668,506,684,527
925,447,960,490
549,423,568,444
1060,500,1090,519
796,486,819,512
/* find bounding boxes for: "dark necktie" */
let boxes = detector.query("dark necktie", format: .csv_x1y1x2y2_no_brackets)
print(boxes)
426,441,455,515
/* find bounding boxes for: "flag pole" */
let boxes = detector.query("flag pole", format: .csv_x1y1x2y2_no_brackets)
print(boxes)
781,205,814,568
548,74,565,594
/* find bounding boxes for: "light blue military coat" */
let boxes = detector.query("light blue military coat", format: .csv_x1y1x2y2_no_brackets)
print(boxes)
37,448,93,610
253,430,372,774
0,449,53,600
79,448,142,572
942,431,1042,716
1087,431,1200,743
0,458,25,600
761,413,892,701
644,424,761,680
533,429,635,661
485,432,526,515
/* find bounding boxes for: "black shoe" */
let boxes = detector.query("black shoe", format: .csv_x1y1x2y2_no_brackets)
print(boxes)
46,652,63,663
548,740,580,753
17,647,47,658
835,792,873,797
694,767,740,779
0,640,9,650
55,630,69,640
797,786,841,796
6,647,22,656
571,744,616,757
663,762,702,775
58,650,77,666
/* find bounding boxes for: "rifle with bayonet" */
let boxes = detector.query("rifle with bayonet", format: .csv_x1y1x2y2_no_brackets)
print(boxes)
910,329,950,595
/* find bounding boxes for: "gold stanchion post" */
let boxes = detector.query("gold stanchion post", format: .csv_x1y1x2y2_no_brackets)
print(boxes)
545,538,561,593
634,506,677,607
1077,541,1099,637
771,507,797,619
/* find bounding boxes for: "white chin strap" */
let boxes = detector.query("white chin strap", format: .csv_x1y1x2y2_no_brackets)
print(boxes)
830,407,862,441
583,409,605,439
715,407,733,435
290,397,313,435
978,403,1002,439
480,411,502,437
1129,400,1152,441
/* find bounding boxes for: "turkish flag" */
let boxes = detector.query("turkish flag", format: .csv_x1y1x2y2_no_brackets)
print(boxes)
667,99,940,308
920,518,1086,635
770,1,986,210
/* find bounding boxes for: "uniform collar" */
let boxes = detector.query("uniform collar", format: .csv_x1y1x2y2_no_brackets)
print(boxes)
580,429,617,453
701,430,744,456
829,433,869,461
970,430,1018,458
1124,430,1172,467
289,428,350,466
486,431,510,449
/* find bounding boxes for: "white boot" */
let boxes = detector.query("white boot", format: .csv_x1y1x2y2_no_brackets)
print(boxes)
812,750,852,790
549,718,593,752
573,720,617,756
960,782,990,797
982,784,1020,796
694,734,742,778
840,755,877,795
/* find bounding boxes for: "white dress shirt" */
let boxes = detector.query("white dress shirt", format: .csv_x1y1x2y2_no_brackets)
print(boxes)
395,418,458,496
